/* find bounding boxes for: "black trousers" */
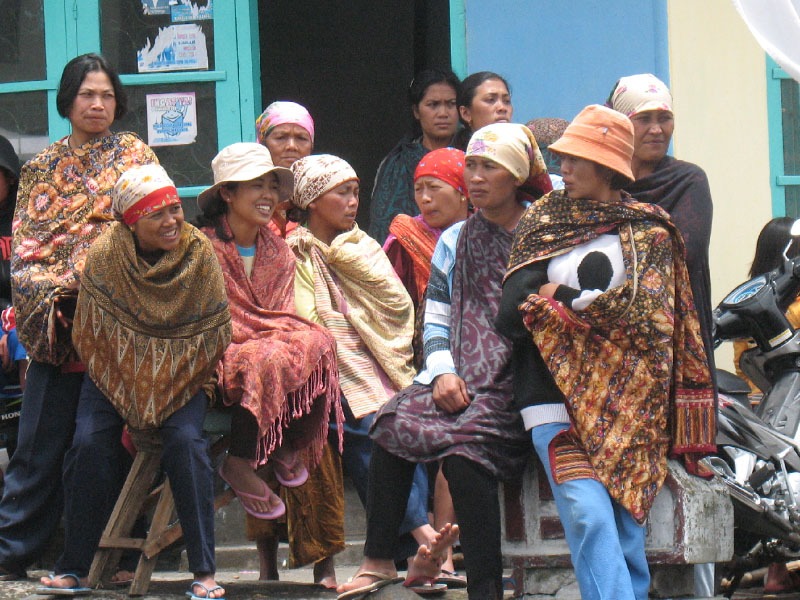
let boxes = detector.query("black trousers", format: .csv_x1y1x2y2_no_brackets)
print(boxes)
364,445,503,600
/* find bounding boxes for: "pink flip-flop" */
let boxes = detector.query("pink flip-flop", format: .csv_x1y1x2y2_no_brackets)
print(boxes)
271,450,309,488
217,465,285,520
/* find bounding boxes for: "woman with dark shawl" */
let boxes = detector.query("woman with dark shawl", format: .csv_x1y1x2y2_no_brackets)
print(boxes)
195,142,341,524
338,123,552,600
607,73,715,377
368,68,461,244
382,146,469,582
497,105,716,600
40,164,232,598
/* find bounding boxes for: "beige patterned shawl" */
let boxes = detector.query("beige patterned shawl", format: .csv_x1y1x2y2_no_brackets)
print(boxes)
287,224,414,418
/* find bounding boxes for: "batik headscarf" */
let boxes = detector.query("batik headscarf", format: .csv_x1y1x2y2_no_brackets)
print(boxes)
607,73,673,117
290,154,358,210
466,123,553,197
414,147,467,197
256,101,315,145
73,165,232,429
112,163,180,225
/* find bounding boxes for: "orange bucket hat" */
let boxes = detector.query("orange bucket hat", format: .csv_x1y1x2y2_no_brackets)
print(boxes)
548,104,634,182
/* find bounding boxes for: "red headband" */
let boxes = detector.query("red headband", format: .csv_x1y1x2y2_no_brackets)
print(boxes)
122,186,181,226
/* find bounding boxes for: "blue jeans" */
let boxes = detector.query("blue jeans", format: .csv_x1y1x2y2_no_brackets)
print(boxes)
532,422,650,600
56,377,215,577
0,361,83,573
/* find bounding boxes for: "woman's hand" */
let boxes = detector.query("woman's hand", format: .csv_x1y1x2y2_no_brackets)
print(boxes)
0,334,10,372
432,373,470,413
54,295,76,330
538,282,560,299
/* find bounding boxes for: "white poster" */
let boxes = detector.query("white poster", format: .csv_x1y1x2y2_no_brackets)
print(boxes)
137,24,208,73
146,92,197,147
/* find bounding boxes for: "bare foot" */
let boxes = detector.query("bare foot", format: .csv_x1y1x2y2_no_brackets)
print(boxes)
271,445,307,485
111,569,134,585
335,558,396,594
313,555,337,589
407,523,460,583
221,455,282,515
39,573,87,590
190,573,225,599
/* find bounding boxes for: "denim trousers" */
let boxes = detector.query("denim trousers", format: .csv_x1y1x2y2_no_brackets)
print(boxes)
56,377,215,577
0,361,83,574
532,422,650,600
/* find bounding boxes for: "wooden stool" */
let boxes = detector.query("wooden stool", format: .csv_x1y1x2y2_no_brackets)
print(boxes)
88,416,234,595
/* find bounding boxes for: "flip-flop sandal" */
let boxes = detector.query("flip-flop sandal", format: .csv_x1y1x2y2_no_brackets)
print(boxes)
36,573,92,596
271,450,309,488
218,465,285,520
434,569,467,588
186,580,225,600
403,575,448,596
336,571,403,600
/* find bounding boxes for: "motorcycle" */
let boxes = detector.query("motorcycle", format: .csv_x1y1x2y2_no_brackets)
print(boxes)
704,219,800,595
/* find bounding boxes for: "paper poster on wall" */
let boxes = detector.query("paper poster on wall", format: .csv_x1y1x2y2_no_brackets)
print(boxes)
171,1,213,22
146,92,197,147
137,24,208,73
141,0,171,16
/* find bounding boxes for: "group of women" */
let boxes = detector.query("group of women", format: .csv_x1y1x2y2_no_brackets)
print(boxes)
0,50,718,600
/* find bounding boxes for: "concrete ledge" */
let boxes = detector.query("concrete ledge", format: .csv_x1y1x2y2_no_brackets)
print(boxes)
501,456,734,597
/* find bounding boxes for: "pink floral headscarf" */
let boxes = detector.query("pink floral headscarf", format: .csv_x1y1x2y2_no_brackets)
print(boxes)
256,101,315,145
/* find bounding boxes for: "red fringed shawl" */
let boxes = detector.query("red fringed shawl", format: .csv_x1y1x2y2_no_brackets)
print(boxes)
204,221,342,467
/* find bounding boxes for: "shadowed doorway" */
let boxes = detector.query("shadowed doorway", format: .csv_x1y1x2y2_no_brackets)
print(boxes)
258,0,451,228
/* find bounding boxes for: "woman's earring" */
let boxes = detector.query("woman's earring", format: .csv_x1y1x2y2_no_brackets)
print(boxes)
460,196,467,203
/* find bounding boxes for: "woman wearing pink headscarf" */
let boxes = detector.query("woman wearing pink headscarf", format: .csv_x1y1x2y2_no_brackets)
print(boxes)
256,101,316,238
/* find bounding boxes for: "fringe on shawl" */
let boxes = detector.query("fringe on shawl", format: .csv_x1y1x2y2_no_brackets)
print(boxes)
253,354,342,471
671,388,717,454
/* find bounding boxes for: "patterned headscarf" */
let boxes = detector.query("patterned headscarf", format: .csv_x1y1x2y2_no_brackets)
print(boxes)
112,164,180,226
466,123,549,184
290,154,358,210
608,73,673,117
256,101,315,145
414,147,467,197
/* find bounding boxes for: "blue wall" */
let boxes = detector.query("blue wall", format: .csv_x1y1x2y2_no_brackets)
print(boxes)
462,0,669,124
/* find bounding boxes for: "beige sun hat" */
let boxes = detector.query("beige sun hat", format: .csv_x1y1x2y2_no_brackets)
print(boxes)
197,142,294,212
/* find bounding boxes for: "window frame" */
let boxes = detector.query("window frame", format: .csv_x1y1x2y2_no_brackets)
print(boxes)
0,0,260,197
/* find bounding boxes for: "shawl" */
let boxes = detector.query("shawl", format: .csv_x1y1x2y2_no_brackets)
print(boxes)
384,214,441,309
204,221,342,467
507,190,716,523
371,211,531,480
626,155,715,374
12,132,158,365
384,214,442,370
287,224,415,418
367,137,428,244
72,222,232,429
